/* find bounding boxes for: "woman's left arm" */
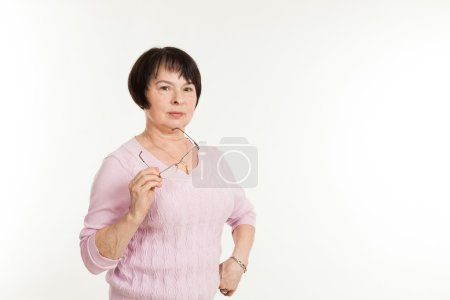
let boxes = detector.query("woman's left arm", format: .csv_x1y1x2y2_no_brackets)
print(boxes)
219,224,255,297
231,224,255,266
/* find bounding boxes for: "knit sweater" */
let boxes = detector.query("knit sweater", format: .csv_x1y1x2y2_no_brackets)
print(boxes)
79,137,256,300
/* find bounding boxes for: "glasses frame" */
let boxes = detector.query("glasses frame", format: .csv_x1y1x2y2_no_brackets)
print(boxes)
138,128,200,178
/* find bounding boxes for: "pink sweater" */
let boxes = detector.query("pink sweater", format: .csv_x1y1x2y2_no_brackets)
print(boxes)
79,137,256,300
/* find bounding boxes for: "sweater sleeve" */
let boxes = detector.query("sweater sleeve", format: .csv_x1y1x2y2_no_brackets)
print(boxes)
211,146,256,231
226,187,256,231
79,155,132,274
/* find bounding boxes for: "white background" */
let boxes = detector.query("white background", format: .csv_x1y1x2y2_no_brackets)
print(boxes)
1,0,449,299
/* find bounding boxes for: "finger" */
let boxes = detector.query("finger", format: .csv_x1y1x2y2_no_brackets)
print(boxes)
139,173,162,184
130,176,163,194
140,180,162,192
136,167,161,178
133,168,159,181
220,289,231,296
132,174,162,189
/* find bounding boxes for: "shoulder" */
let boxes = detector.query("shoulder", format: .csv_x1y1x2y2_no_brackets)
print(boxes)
101,137,142,177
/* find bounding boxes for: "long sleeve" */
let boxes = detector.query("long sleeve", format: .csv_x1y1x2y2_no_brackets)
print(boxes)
79,155,132,274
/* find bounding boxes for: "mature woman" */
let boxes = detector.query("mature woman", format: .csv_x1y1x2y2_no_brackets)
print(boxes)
79,47,256,299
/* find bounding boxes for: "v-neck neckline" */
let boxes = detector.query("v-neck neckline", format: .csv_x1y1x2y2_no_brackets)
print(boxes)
131,136,199,177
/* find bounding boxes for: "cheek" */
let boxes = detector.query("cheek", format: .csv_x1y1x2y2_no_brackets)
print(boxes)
187,102,196,115
149,94,170,111
146,102,169,120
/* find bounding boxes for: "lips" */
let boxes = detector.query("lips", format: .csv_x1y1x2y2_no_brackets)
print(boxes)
168,112,184,118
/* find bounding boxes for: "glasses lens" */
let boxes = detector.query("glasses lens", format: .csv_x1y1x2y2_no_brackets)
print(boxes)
159,164,178,179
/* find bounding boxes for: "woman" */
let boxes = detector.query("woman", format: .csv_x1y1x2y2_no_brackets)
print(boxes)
79,46,256,300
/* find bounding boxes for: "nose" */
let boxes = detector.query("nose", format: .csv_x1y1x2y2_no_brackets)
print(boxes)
171,90,184,105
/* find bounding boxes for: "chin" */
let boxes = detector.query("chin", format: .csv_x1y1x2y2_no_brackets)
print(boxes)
166,121,188,129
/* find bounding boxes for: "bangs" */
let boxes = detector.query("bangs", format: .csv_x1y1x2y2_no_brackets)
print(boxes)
152,54,196,84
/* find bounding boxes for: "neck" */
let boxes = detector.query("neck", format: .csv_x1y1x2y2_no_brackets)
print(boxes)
142,123,186,149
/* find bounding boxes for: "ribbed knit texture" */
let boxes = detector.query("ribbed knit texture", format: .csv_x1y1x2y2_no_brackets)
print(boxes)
79,137,256,300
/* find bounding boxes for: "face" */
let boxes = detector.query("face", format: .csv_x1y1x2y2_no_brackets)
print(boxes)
144,67,197,131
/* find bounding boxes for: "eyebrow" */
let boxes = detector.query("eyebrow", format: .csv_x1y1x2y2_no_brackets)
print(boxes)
155,80,194,86
155,80,174,85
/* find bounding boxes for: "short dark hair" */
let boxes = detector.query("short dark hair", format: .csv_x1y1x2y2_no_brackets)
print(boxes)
128,47,202,110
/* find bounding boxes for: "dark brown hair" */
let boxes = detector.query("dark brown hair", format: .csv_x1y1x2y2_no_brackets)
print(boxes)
128,47,202,110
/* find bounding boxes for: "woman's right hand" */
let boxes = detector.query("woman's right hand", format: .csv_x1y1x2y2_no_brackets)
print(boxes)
127,167,162,224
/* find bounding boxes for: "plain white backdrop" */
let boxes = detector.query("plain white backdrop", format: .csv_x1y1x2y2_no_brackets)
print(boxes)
1,0,449,299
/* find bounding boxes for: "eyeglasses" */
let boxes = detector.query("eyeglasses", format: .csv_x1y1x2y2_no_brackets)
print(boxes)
139,128,200,178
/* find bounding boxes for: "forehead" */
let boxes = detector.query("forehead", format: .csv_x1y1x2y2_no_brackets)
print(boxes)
152,67,190,84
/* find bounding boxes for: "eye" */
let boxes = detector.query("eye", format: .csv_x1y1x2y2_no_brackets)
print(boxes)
184,86,194,92
159,86,170,91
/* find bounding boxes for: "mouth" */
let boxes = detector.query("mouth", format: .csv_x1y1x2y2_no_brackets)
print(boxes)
168,112,184,118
